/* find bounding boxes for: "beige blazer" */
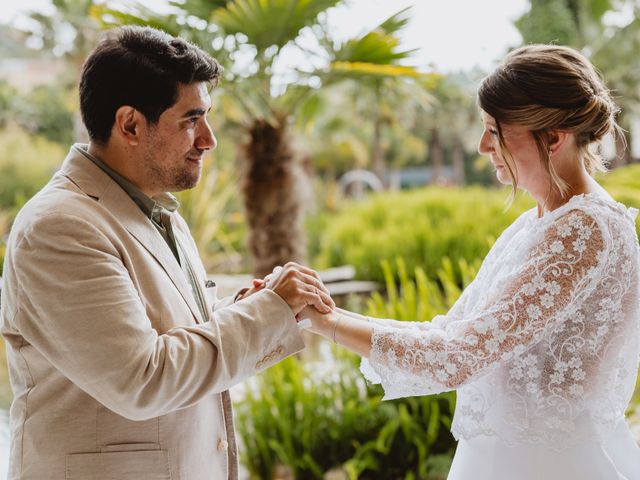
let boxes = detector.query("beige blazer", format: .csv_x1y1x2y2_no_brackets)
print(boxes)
0,147,305,479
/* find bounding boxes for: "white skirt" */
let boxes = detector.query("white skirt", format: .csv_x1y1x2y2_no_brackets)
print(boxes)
448,421,640,480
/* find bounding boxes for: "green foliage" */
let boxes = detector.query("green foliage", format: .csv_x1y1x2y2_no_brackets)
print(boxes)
595,166,640,231
516,0,579,45
0,80,74,146
236,257,467,479
0,125,66,209
15,85,75,145
366,257,479,323
598,165,640,196
213,0,341,53
314,186,534,284
0,81,17,129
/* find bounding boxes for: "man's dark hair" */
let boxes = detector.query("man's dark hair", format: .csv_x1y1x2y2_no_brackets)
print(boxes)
79,26,222,144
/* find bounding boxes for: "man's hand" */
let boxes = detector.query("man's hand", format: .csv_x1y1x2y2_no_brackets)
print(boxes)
235,278,267,302
264,262,335,315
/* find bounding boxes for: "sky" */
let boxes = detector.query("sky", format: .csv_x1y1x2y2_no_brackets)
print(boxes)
0,0,529,73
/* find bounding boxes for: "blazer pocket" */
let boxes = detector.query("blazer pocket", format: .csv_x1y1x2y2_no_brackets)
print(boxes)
66,450,171,480
101,442,161,453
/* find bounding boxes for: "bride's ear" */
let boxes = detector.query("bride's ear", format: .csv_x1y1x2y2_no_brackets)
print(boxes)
546,130,571,157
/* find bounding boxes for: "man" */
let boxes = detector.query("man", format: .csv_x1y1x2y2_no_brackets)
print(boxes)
0,26,332,479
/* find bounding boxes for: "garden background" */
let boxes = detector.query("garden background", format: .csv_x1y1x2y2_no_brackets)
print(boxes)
1,0,640,478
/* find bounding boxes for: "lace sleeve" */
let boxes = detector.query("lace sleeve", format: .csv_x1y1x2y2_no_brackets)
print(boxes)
361,209,605,400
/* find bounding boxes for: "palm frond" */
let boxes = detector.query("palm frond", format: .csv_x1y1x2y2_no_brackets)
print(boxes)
374,6,412,35
89,3,184,36
333,31,418,65
212,0,342,52
169,0,232,19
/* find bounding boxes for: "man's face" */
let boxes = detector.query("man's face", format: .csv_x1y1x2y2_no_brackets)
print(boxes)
139,81,216,195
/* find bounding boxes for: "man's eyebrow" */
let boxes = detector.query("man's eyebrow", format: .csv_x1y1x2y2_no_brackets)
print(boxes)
181,107,211,118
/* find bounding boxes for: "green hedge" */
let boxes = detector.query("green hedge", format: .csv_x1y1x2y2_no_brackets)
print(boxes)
313,186,533,284
0,125,65,210
314,169,640,284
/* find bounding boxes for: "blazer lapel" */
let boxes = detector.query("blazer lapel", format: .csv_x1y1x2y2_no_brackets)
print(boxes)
58,147,206,325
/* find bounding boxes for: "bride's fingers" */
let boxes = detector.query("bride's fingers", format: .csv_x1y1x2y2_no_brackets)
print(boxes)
301,290,332,314
297,272,331,296
301,281,335,310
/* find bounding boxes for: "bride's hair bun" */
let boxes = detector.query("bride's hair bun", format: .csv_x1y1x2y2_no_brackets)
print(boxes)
478,44,623,196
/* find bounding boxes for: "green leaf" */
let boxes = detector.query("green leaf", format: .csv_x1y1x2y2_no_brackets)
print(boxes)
170,0,232,19
375,6,413,35
213,0,342,51
334,31,417,65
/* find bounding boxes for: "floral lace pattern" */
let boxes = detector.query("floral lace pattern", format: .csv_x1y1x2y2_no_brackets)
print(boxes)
361,195,640,450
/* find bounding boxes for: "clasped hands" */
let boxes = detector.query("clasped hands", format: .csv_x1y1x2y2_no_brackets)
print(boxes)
240,262,337,334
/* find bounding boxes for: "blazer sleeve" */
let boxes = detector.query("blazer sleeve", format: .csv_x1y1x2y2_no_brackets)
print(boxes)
11,212,305,421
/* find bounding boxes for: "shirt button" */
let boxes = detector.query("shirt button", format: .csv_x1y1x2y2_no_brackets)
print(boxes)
217,439,229,452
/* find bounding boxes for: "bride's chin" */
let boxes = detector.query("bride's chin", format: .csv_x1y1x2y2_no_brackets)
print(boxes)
495,172,512,185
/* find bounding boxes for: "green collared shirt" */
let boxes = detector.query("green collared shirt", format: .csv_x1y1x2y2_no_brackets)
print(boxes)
74,144,210,322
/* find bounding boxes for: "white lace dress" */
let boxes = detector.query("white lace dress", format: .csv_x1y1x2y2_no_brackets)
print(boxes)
361,194,640,479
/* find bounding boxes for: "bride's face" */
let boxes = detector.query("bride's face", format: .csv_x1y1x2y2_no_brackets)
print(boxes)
478,111,548,193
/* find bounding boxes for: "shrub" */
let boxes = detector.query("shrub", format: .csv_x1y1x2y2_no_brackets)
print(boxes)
313,186,533,284
0,125,66,210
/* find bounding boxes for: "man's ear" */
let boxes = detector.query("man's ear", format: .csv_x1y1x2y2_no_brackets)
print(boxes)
114,106,141,146
547,129,571,156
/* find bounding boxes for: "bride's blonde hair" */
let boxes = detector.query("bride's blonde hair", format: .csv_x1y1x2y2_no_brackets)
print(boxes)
478,44,623,202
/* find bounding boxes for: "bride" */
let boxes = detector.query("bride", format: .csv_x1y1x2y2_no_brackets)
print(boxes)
301,45,640,479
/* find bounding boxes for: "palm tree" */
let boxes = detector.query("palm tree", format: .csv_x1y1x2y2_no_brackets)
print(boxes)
93,0,428,277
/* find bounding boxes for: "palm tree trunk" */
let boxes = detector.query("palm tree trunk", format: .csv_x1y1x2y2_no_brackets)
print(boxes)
243,117,307,278
371,106,386,186
452,143,465,186
371,80,386,186
430,127,443,184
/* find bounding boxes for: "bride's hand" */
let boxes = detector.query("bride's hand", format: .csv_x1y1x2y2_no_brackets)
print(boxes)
299,305,334,336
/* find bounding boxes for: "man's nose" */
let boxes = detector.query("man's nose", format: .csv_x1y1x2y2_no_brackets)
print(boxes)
196,120,216,151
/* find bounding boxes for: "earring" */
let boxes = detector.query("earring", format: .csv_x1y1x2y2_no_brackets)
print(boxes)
548,150,553,156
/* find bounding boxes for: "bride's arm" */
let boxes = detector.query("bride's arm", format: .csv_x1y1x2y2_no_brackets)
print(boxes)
303,308,374,358
305,209,608,399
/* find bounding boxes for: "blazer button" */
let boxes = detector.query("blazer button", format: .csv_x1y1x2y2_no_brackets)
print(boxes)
217,439,229,452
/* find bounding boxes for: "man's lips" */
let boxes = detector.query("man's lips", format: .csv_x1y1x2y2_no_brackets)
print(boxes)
187,153,204,162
